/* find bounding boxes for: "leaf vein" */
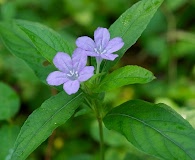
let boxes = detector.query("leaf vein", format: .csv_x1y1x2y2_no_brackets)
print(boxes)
107,113,193,159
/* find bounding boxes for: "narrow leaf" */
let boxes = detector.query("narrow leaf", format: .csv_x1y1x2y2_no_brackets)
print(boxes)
102,0,164,71
96,65,155,92
11,91,83,160
0,22,55,83
15,20,75,62
104,100,195,160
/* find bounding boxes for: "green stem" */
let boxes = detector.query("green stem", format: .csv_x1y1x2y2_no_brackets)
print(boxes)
92,97,104,159
96,62,100,74
97,116,104,160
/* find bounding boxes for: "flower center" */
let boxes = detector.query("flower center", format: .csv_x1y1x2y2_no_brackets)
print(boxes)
67,69,79,80
94,45,107,55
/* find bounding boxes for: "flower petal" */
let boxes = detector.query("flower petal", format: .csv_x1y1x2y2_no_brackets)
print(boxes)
105,37,124,54
46,71,68,86
72,48,87,72
100,53,118,61
94,27,110,49
63,80,80,95
78,66,94,82
84,51,99,57
76,36,96,51
53,52,72,73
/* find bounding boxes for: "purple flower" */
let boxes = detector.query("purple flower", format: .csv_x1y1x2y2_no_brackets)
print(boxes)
76,27,124,63
46,48,94,95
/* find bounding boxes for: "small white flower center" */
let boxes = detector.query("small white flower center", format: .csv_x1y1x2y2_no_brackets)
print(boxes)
94,45,107,55
67,69,79,80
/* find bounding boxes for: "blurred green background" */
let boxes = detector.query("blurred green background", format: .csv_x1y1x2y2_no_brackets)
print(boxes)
0,0,195,160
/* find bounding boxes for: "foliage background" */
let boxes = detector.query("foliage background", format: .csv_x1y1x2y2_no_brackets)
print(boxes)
0,0,194,159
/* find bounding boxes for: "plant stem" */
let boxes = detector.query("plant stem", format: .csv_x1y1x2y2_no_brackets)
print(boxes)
93,97,104,159
97,116,104,160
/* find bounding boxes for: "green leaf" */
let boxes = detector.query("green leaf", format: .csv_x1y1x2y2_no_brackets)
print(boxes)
96,65,155,92
0,21,55,84
0,82,20,120
15,20,75,62
0,125,20,160
102,0,164,71
104,100,195,160
11,91,84,160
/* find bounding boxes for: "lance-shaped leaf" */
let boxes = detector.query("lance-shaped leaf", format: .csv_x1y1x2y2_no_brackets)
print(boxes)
15,20,75,62
0,22,55,84
104,100,195,160
102,0,164,71
10,91,83,160
96,65,155,92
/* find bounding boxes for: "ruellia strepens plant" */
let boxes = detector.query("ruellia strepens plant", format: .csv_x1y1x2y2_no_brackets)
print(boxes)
0,0,195,160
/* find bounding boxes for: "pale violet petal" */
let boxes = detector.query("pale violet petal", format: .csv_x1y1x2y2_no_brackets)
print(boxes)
94,27,110,49
72,48,87,72
85,51,99,57
53,52,72,73
105,37,124,54
46,71,68,86
78,66,94,82
63,80,80,95
76,36,96,51
100,53,118,61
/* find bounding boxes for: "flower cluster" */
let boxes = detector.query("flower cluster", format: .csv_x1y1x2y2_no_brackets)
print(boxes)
47,27,124,95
